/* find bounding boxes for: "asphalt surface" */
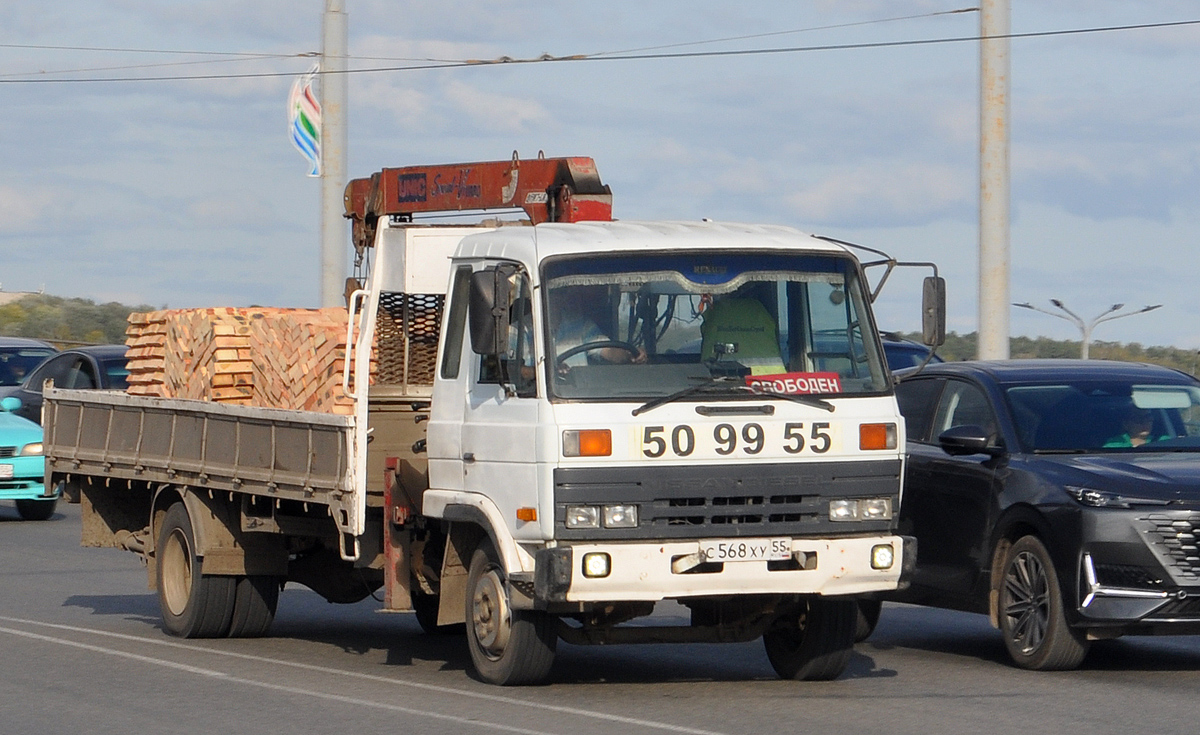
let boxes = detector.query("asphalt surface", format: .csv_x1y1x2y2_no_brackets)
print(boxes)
3,500,1199,735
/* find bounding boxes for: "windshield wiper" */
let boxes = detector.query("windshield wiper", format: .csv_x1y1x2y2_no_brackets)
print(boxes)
631,378,836,417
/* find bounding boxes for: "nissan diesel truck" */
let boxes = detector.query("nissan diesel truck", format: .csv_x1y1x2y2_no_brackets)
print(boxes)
42,155,944,685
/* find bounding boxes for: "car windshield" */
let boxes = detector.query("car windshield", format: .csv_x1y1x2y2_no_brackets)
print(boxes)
0,347,55,387
541,250,888,401
1006,380,1200,453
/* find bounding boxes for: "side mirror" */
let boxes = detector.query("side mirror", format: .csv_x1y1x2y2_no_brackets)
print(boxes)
938,424,1003,457
921,276,946,347
468,267,512,356
0,396,20,412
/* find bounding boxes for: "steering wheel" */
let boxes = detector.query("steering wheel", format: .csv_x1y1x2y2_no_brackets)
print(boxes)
555,340,640,366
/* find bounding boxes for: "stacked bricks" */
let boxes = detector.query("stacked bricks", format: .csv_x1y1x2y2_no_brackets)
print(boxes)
125,307,370,415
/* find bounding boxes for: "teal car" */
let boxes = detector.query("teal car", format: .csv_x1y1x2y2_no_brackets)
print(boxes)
0,396,57,520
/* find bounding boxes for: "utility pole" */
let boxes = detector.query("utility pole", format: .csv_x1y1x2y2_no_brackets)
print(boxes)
978,0,1010,359
320,0,348,308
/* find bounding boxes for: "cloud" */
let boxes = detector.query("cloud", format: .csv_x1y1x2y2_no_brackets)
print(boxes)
785,162,972,226
442,80,548,132
0,186,57,232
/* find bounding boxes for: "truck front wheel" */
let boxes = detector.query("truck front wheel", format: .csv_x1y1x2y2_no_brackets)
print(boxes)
465,542,556,685
157,502,236,638
763,598,857,680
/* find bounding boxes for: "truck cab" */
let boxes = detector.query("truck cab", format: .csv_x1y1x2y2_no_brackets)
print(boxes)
352,214,916,684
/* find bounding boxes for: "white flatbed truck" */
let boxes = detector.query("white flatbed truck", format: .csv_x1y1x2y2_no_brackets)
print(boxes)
44,156,944,685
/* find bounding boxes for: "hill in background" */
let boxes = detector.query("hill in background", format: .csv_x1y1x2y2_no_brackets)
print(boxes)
912,332,1200,375
0,293,156,346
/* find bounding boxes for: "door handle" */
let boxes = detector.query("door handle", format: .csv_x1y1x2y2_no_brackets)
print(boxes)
462,452,476,463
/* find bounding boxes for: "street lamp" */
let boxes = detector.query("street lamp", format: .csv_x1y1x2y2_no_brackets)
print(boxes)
1012,300,1162,359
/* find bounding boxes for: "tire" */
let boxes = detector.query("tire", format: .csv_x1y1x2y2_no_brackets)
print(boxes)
413,592,465,636
763,598,857,681
465,542,557,685
156,502,236,638
998,535,1090,671
15,497,57,521
855,599,882,643
227,575,280,638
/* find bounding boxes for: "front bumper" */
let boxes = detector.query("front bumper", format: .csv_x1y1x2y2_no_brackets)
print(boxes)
0,456,49,501
1077,508,1200,627
536,534,913,604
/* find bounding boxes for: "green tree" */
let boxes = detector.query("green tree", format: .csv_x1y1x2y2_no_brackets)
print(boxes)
0,294,157,346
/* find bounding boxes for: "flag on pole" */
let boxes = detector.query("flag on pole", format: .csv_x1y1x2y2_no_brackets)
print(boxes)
288,64,322,177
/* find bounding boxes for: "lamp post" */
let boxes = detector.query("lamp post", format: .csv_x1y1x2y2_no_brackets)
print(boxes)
1012,300,1162,359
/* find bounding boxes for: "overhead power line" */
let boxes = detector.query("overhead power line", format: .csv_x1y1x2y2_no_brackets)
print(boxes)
0,17,1196,84
0,8,972,76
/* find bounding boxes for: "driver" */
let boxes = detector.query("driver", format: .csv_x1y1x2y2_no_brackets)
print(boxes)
552,286,646,368
1103,407,1164,448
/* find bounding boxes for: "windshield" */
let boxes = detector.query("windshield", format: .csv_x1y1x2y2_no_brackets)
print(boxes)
1006,380,1200,452
541,251,888,401
0,347,55,387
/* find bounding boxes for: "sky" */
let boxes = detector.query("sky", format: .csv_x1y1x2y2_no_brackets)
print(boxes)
2,1,1200,350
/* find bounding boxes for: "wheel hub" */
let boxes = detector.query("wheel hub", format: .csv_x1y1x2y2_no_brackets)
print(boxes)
160,528,193,617
471,568,511,659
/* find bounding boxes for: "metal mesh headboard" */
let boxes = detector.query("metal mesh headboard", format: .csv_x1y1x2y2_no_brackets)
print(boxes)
375,292,444,390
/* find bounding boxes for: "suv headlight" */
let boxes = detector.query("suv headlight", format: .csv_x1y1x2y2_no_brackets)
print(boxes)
1064,486,1168,509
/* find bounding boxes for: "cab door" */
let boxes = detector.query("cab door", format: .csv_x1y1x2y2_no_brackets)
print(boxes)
459,265,541,536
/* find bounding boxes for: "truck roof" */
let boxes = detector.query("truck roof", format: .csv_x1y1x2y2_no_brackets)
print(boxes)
453,220,848,264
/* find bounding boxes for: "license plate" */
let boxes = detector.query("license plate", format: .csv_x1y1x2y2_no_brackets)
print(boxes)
0,464,12,479
699,537,792,563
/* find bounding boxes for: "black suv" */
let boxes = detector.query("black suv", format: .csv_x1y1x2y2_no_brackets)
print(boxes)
888,359,1200,670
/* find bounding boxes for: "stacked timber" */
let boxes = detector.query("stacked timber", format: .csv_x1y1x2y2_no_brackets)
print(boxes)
125,307,369,415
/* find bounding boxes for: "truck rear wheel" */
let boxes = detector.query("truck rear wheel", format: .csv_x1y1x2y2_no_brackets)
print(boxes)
763,598,857,681
227,575,279,638
157,502,236,638
465,542,556,685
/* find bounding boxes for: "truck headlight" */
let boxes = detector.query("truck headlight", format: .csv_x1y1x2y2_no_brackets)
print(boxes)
602,505,638,529
829,498,893,521
565,505,600,529
860,497,892,520
19,442,43,456
829,499,859,521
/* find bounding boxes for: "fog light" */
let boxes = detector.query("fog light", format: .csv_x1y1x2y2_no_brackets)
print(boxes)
582,552,611,578
860,497,893,520
871,544,895,570
602,504,638,529
565,505,600,529
829,499,859,521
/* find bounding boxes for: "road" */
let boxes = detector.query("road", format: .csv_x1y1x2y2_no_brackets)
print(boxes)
2,500,1199,735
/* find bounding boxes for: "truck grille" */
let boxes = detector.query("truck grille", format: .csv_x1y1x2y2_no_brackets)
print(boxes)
554,460,900,541
1141,513,1200,582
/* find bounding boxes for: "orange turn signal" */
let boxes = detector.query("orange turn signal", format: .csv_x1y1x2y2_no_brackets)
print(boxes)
516,507,538,522
563,429,612,457
859,423,897,451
